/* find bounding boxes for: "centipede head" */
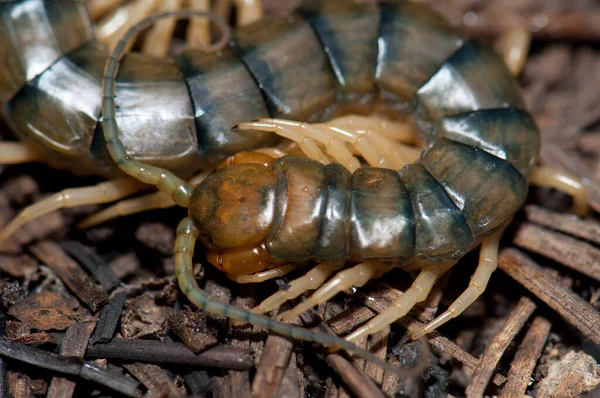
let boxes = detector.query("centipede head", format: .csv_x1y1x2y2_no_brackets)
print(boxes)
189,162,279,274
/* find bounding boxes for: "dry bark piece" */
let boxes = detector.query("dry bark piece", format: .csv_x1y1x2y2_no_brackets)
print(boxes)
108,252,140,279
465,297,536,397
121,294,172,339
500,316,551,398
499,248,600,345
167,310,218,353
0,254,38,278
124,363,186,397
8,291,75,331
47,321,96,398
535,351,600,397
11,332,56,346
14,211,66,246
30,241,108,312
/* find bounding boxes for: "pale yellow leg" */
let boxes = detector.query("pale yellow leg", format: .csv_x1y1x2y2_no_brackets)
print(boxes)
0,142,43,164
0,178,146,242
254,147,288,159
324,115,419,145
529,166,588,217
141,0,183,57
95,0,160,52
86,0,127,21
282,261,394,322
252,261,345,315
76,171,209,229
239,118,421,172
494,26,531,76
226,264,299,284
233,0,263,26
345,262,454,343
411,225,507,340
186,0,211,47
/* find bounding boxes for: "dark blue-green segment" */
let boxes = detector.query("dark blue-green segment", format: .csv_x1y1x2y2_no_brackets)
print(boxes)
416,40,525,126
266,156,328,262
349,168,414,261
420,138,528,238
94,52,199,177
5,41,107,174
315,163,352,261
298,0,380,96
232,14,336,121
376,1,465,104
400,163,473,263
436,108,540,176
0,0,94,102
175,47,271,166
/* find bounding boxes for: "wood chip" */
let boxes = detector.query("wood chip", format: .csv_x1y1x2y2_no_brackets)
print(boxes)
500,316,551,397
536,351,600,397
513,222,600,282
123,363,185,397
466,297,536,397
499,248,600,345
30,241,108,312
8,291,75,331
252,334,293,398
47,321,96,398
0,254,38,278
167,310,218,353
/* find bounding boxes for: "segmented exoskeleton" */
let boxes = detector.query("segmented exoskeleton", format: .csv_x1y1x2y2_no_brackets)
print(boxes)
0,0,588,373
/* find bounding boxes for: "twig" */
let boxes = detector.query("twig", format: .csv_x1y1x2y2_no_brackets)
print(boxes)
47,321,96,398
466,297,536,397
512,222,600,282
500,316,551,397
89,291,127,345
524,205,600,245
499,248,600,345
84,338,254,370
60,241,121,291
30,241,108,312
0,338,139,396
252,334,293,398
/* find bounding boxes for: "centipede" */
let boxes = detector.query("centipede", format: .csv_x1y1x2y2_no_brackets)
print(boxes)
0,0,590,377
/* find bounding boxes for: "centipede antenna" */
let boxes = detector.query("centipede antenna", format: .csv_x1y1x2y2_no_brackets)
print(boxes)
174,217,419,376
101,10,231,208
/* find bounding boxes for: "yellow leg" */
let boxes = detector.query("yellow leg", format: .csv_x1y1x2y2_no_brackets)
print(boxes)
282,261,394,322
412,224,508,340
0,142,43,164
0,178,146,242
345,262,454,343
141,0,183,57
239,117,421,172
529,166,588,217
494,26,531,77
95,0,160,52
233,0,263,26
86,0,127,21
186,0,211,47
252,261,345,315
226,264,298,284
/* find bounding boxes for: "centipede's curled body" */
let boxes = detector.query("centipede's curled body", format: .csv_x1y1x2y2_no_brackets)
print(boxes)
186,1,540,270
